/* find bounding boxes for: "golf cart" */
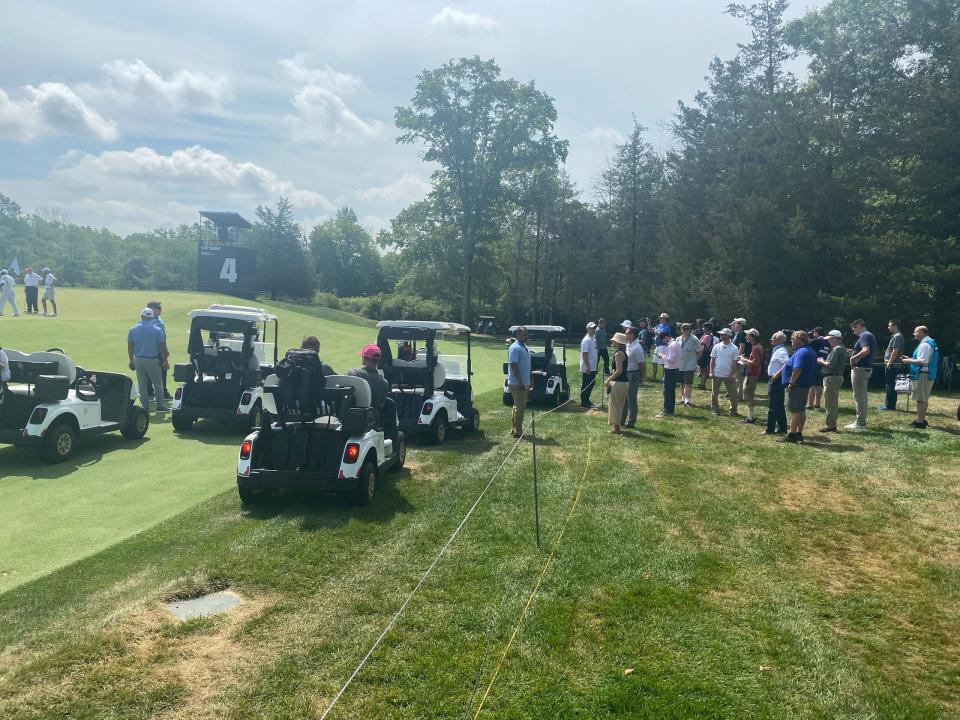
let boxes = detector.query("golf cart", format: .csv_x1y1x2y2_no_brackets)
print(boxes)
237,361,406,505
477,315,498,335
0,349,149,463
171,304,278,432
502,325,570,407
375,321,480,444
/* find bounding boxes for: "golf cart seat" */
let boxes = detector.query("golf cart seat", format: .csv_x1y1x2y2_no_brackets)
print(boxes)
325,375,372,408
5,349,78,385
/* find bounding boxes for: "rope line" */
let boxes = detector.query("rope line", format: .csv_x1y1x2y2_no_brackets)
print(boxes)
470,436,593,719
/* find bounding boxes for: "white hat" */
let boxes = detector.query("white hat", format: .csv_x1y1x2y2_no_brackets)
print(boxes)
141,307,155,318
659,312,669,318
732,317,747,325
586,321,597,329
719,327,733,337
41,267,50,273
621,319,633,328
827,329,843,338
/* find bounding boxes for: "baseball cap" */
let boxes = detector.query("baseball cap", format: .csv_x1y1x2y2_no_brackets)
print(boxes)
141,307,154,318
41,267,50,272
586,321,597,329
732,317,747,324
360,344,381,359
719,327,733,337
827,329,843,338
659,312,669,318
621,319,633,328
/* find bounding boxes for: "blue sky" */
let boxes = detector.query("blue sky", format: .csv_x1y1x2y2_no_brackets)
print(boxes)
0,1,826,235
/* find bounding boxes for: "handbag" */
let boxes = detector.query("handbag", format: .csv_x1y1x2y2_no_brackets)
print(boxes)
894,374,913,393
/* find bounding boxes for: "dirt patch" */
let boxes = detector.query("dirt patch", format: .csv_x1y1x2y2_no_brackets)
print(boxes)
774,474,861,516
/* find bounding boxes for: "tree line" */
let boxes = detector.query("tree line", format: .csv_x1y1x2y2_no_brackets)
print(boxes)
1,0,957,351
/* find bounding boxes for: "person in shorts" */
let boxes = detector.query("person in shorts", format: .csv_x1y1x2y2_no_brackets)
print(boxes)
900,325,939,429
783,330,817,443
739,328,764,424
709,328,739,416
677,323,702,406
41,267,57,316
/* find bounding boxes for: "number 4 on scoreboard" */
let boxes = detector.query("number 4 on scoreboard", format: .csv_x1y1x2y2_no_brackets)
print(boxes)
219,257,238,283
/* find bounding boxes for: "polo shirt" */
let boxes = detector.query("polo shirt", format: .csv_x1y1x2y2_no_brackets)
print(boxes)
43,273,56,288
128,320,166,358
22,272,40,287
0,275,14,292
710,341,739,377
884,332,904,365
852,330,877,369
678,335,700,371
790,345,818,387
507,340,531,386
626,339,646,371
594,327,608,348
580,334,598,373
663,339,682,370
823,344,847,375
654,322,675,346
768,344,789,378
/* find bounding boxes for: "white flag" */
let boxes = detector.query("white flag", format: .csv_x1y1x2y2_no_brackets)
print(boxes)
8,258,20,276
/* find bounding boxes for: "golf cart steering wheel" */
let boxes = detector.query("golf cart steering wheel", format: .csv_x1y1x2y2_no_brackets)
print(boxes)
75,376,99,401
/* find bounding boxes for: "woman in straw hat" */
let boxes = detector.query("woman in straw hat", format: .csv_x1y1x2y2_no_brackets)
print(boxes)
605,332,630,433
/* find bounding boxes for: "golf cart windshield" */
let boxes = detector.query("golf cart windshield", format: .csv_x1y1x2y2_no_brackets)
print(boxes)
188,317,256,357
509,325,566,365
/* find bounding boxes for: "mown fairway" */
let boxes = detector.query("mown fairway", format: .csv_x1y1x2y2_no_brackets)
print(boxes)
1,293,958,719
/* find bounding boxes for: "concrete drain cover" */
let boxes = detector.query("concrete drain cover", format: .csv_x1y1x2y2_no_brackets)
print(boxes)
167,590,242,620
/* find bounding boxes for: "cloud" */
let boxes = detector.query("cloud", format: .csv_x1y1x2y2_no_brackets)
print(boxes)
430,7,497,32
280,55,382,144
584,126,626,145
0,83,118,142
53,145,335,213
359,173,431,205
97,59,230,113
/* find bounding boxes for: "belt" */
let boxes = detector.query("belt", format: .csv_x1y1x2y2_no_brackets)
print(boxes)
135,355,160,359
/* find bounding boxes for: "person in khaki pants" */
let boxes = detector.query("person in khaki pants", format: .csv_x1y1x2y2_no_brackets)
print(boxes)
846,319,877,428
817,330,846,432
507,327,533,438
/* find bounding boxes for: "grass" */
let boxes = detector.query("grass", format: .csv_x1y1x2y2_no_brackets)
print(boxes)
1,291,958,718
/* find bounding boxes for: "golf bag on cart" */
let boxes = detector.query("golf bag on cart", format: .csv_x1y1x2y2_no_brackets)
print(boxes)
274,349,327,419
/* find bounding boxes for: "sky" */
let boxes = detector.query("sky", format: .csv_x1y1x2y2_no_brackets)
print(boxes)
0,0,827,236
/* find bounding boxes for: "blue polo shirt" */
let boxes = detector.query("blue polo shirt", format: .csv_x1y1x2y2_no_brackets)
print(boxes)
654,322,675,346
852,330,877,369
790,345,818,387
507,340,531,386
128,320,166,358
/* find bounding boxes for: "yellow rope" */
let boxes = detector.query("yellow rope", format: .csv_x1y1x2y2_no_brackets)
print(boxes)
472,436,593,718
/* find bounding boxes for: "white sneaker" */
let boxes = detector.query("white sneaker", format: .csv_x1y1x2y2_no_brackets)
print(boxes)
844,422,865,430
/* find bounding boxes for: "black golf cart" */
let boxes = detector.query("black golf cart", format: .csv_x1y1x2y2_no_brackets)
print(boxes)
171,305,278,431
502,325,570,407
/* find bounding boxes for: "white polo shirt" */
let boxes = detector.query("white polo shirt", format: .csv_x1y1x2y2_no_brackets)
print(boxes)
767,344,789,378
23,272,40,287
710,341,739,377
580,334,598,373
44,273,56,288
626,339,646,371
0,275,14,292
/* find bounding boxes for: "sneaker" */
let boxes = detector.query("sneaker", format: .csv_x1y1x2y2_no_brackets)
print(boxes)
844,422,865,430
780,433,799,443
729,410,740,417
819,426,838,433
624,423,636,429
712,411,720,417
806,405,815,410
742,417,756,424
910,420,929,429
655,412,673,418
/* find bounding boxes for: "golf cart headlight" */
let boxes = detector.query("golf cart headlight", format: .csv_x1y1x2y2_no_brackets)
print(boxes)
344,443,360,463
29,407,48,424
240,439,253,459
422,402,433,415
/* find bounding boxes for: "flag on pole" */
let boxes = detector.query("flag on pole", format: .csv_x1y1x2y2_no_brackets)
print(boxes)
8,258,20,276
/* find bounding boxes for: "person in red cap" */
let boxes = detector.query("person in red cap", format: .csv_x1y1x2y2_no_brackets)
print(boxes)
347,344,390,421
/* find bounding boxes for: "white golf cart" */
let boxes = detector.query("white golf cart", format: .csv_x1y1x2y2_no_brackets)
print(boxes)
502,325,570,407
375,320,480,444
171,304,278,432
237,370,406,506
0,349,149,463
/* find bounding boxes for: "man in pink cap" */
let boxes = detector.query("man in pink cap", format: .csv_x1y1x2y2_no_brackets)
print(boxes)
347,343,390,420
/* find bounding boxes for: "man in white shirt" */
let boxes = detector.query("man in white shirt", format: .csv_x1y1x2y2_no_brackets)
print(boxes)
41,268,57,316
763,331,790,435
0,270,20,317
22,266,41,314
621,325,646,427
580,322,599,408
657,328,683,418
710,328,739,416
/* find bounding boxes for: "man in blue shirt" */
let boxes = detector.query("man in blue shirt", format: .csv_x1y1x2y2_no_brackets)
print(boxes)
507,326,532,438
127,307,170,411
146,299,172,401
783,330,818,443
846,319,876,429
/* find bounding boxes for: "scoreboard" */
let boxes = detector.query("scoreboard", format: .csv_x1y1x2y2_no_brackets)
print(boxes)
197,245,257,297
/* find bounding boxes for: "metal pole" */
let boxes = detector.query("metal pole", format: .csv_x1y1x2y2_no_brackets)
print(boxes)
531,410,541,549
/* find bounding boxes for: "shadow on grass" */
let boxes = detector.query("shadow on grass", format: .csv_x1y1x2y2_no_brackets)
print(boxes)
0,435,151,480
623,427,677,441
407,430,497,456
802,437,864,452
242,473,414,530
171,419,252,447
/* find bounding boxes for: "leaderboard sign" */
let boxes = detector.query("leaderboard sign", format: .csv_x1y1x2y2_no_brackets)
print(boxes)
197,211,257,298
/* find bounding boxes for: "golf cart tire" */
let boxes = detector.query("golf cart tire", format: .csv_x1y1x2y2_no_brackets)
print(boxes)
389,433,407,471
41,421,77,463
172,414,195,432
429,412,448,445
244,401,262,431
238,486,272,506
503,393,513,407
465,408,480,432
121,406,150,439
354,461,378,505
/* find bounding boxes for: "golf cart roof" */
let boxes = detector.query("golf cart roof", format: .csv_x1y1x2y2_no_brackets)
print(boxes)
188,304,278,323
376,320,472,333
479,315,496,320
509,325,566,338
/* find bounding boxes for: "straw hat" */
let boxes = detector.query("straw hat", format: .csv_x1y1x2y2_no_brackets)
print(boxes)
610,332,630,346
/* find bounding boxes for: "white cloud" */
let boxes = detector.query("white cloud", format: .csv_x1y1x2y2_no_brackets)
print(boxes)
584,126,626,145
280,55,382,144
97,59,230,113
430,7,497,32
359,174,431,205
0,83,118,142
53,145,334,214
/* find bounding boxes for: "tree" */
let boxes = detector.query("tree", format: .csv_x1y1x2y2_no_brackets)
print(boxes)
395,57,568,323
252,197,315,300
309,207,383,297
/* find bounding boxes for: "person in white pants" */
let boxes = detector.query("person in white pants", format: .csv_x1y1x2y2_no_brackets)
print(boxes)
0,270,20,317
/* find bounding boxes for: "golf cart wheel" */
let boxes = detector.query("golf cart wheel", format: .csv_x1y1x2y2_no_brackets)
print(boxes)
172,414,195,432
243,401,263,431
429,413,448,445
389,433,406,472
553,388,564,407
354,462,378,505
121,406,150,439
503,393,513,407
465,408,480,432
41,422,77,463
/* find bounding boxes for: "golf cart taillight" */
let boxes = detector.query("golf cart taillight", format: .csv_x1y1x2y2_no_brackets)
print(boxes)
422,402,433,415
240,440,252,459
344,443,360,463
240,392,252,405
29,407,48,424
175,387,183,400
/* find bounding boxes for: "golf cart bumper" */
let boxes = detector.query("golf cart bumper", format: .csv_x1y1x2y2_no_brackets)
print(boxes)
238,469,353,493
398,417,432,434
174,406,248,421
0,429,41,446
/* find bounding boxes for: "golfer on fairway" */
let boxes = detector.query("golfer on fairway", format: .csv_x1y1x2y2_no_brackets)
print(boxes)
127,307,169,412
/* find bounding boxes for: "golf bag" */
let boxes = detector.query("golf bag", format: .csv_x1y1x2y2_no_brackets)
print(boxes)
275,349,327,419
